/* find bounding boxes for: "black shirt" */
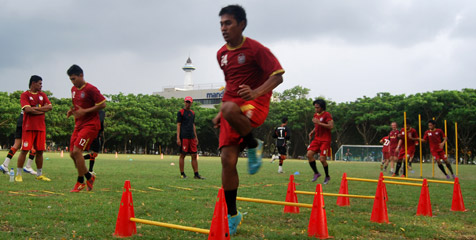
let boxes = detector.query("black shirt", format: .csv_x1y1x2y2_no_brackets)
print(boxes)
177,109,195,139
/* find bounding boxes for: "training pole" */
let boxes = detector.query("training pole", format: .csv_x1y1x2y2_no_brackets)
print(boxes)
432,117,435,177
384,176,453,185
444,120,448,157
418,114,423,178
237,197,313,208
346,177,422,187
295,191,375,199
455,122,458,176
130,218,210,234
404,112,408,177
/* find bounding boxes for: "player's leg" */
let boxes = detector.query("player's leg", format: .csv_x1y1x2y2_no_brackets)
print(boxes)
70,127,97,192
221,145,242,235
319,143,331,184
1,138,22,173
190,139,204,179
307,142,321,182
277,146,286,173
394,150,404,177
23,148,37,175
15,150,28,182
84,136,100,173
441,151,455,178
32,131,50,181
179,138,187,178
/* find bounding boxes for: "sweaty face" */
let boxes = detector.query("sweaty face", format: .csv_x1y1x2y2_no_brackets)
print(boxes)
220,14,244,45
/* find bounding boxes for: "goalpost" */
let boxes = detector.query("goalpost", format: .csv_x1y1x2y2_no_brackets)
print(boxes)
335,145,383,162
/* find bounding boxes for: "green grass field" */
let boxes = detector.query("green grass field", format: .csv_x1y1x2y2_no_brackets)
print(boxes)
0,152,475,239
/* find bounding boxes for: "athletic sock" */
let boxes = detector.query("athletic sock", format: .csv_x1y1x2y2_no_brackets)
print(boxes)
3,157,11,167
324,165,329,177
78,176,85,183
279,160,283,166
91,152,98,161
181,171,186,176
395,162,402,174
437,164,447,175
84,153,91,160
7,147,17,159
224,189,238,216
309,161,319,174
17,168,22,176
194,172,200,177
243,132,257,149
445,163,454,175
84,172,92,180
36,168,42,176
28,152,35,161
89,160,95,172
26,158,34,169
401,162,406,176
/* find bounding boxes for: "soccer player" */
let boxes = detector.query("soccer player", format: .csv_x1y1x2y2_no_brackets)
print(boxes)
67,65,106,192
272,117,290,173
307,99,334,184
380,136,390,171
82,110,105,174
388,122,399,174
422,120,455,179
394,121,418,177
15,75,52,182
0,112,37,175
176,96,204,179
212,5,284,235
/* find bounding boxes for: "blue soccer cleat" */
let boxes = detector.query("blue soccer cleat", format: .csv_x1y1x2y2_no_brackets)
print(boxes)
228,211,242,235
247,139,263,175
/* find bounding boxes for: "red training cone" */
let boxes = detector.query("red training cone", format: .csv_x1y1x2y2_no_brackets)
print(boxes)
284,175,300,213
378,172,389,202
336,172,350,206
113,180,137,237
308,184,331,239
370,177,389,223
416,179,432,216
208,188,230,240
451,177,466,212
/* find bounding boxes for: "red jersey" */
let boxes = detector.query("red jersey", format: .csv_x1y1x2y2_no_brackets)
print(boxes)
423,128,445,151
71,82,106,128
381,136,390,153
217,37,284,105
313,111,333,142
20,91,51,131
399,127,418,149
388,129,399,149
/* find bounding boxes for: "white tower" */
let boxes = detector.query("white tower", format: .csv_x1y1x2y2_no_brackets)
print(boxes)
182,57,195,90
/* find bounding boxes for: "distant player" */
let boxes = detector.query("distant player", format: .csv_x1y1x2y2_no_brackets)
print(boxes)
307,99,333,184
0,112,37,175
16,75,52,182
388,122,399,173
212,5,284,235
82,110,105,174
67,65,106,192
272,117,290,173
394,121,418,177
176,96,204,179
422,120,455,179
380,136,390,171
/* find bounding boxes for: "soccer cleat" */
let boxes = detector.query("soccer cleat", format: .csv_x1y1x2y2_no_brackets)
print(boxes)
400,174,406,178
384,166,388,172
247,139,263,175
323,176,331,184
446,174,451,180
86,174,96,191
36,175,51,181
380,165,383,171
15,175,23,182
452,174,456,179
90,171,96,176
180,174,187,179
228,211,242,236
0,164,8,174
391,173,397,177
278,166,283,173
194,175,205,180
311,173,321,182
23,167,37,175
70,182,86,192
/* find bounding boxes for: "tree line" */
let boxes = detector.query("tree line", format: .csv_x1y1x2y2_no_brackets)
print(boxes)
0,87,475,163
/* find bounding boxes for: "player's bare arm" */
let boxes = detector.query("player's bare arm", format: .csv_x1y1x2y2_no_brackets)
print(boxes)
72,102,106,119
212,112,221,128
32,104,52,113
193,124,199,145
237,74,283,101
23,106,48,115
439,136,447,149
176,122,182,146
315,119,334,130
308,129,315,140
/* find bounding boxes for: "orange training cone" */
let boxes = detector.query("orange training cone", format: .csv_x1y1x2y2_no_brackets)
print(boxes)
370,177,389,223
308,184,331,239
60,150,64,158
115,152,118,159
416,179,432,216
160,153,164,159
378,172,388,202
208,188,230,240
284,174,300,213
113,180,137,237
451,177,466,212
336,172,350,206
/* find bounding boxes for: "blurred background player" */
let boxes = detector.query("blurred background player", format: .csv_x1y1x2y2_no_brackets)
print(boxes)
307,99,334,184
388,122,399,174
394,121,418,177
422,120,455,179
380,135,390,171
82,110,105,174
272,117,290,173
176,96,204,179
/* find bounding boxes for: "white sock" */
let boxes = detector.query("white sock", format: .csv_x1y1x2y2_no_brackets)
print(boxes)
37,168,42,176
26,158,34,169
278,166,283,172
3,157,11,167
17,168,22,176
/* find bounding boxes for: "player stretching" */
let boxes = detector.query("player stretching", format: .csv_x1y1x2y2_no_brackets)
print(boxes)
307,99,334,184
388,122,399,173
177,96,204,179
213,4,284,235
422,120,455,179
16,75,52,182
394,121,418,177
380,136,390,171
82,110,105,174
272,117,290,173
67,65,106,192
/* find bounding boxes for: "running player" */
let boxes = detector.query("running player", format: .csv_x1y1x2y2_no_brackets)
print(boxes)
67,65,106,192
380,135,390,171
422,120,455,179
16,75,52,182
388,122,399,174
212,4,284,235
394,121,418,177
82,110,105,174
307,99,333,184
272,117,290,173
176,96,204,179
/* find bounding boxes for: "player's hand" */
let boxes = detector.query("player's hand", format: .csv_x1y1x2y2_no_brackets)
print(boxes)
176,138,181,146
439,142,444,149
312,117,321,125
308,132,313,140
72,105,86,119
237,84,258,101
212,113,221,128
195,137,199,145
66,108,73,118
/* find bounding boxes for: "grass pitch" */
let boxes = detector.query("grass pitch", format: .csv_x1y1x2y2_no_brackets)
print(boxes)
0,152,475,239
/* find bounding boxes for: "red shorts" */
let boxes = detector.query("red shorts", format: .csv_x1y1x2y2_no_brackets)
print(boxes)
430,148,447,160
219,99,269,148
389,147,398,157
307,140,330,156
70,125,100,151
22,130,46,151
181,138,197,154
398,147,415,160
383,151,390,160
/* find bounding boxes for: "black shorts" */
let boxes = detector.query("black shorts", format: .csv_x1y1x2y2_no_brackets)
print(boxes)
14,114,23,139
277,146,287,155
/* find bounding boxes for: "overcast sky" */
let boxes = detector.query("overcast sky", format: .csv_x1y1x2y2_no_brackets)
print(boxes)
1,0,475,103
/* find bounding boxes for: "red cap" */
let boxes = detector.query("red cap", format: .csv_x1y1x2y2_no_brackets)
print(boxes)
184,96,193,103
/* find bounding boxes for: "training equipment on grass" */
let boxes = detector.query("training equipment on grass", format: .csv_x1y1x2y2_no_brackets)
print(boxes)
416,179,432,216
370,176,389,223
451,177,466,212
308,184,332,239
284,174,299,213
237,197,313,208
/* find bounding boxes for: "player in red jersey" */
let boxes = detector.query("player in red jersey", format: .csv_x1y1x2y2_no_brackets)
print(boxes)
380,136,390,171
388,122,399,174
307,99,334,184
15,75,52,182
422,120,455,179
394,121,419,177
66,65,106,192
212,5,284,235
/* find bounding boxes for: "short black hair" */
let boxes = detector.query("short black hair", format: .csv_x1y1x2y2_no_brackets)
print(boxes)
313,99,326,111
67,64,83,76
282,117,288,123
219,5,247,30
29,75,42,88
428,120,436,125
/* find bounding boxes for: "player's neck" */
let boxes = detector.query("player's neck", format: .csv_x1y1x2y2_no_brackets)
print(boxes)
227,35,245,49
29,89,39,94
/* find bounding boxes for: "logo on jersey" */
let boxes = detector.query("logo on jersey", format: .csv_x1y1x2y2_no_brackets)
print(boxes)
429,133,432,136
221,54,228,66
39,96,43,101
29,96,34,101
238,53,246,64
81,92,85,98
23,141,29,148
72,91,76,99
320,117,324,122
